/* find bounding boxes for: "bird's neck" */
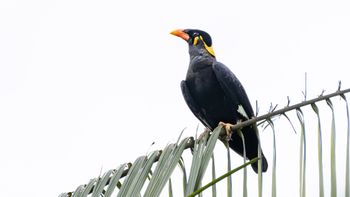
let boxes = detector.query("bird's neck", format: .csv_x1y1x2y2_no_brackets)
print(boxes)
187,45,216,73
189,46,212,58
188,53,216,74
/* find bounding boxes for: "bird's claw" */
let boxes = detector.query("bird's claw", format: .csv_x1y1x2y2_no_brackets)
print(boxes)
219,121,234,141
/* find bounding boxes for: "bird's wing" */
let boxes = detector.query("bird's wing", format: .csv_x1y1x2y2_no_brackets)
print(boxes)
181,80,212,129
212,62,255,119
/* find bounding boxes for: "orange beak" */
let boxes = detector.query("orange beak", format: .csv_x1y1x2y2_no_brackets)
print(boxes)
170,29,189,41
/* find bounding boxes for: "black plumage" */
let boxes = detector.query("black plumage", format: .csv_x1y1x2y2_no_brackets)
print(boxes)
171,29,268,173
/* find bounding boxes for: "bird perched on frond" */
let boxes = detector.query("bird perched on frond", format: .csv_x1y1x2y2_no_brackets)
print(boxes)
171,29,268,173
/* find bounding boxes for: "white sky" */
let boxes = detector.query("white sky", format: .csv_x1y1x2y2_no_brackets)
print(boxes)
1,0,350,196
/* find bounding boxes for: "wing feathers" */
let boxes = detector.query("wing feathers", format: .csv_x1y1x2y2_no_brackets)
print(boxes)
212,62,255,118
181,80,212,129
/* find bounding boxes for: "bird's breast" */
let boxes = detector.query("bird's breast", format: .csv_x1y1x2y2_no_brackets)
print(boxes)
186,66,220,99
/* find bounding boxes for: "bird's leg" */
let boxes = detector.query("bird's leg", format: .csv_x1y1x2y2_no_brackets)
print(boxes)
219,121,234,142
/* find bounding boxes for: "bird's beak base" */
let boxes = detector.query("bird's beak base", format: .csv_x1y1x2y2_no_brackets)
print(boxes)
170,29,189,41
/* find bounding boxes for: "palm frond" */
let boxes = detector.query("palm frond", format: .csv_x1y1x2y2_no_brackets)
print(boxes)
60,87,350,197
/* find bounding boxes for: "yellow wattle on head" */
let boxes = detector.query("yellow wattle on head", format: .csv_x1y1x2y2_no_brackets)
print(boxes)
201,36,215,57
204,43,215,57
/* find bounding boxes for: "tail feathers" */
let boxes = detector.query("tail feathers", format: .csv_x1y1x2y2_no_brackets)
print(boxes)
251,154,268,173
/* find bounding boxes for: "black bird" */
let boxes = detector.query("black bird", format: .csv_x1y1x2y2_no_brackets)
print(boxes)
171,29,268,173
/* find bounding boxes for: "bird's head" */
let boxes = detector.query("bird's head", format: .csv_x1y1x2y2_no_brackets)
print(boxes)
170,29,215,58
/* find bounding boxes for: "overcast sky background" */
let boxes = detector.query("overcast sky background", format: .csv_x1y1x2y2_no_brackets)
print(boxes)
1,0,350,196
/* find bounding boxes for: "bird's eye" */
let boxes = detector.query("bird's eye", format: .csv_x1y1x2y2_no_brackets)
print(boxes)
191,32,201,45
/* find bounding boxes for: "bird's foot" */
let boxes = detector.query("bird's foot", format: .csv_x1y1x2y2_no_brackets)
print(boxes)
219,121,234,141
